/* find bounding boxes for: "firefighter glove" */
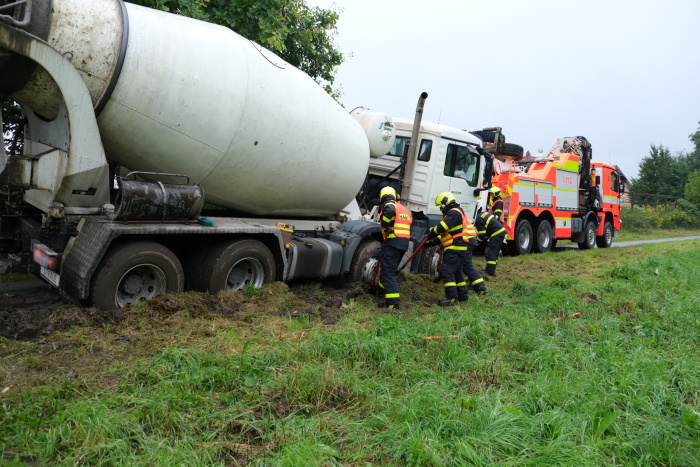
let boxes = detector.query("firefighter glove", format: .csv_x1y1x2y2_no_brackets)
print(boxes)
426,237,441,247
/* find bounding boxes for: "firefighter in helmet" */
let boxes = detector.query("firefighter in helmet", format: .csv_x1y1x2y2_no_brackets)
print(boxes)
488,186,505,222
426,191,476,306
377,186,412,309
475,210,506,276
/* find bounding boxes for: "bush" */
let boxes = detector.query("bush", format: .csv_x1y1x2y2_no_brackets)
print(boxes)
621,204,700,231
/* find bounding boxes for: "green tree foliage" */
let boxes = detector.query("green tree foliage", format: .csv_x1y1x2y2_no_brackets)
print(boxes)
129,0,343,94
685,169,700,205
631,144,686,197
1,97,23,154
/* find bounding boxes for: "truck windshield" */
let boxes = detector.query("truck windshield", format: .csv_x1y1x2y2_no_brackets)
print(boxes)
444,144,479,186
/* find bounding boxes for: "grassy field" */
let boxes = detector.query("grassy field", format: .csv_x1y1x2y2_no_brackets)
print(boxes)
2,238,700,465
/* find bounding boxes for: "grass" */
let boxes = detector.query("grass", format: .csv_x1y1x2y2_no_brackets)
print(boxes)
2,240,700,465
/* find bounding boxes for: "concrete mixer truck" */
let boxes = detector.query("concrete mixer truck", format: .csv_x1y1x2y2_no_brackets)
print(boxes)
0,0,493,309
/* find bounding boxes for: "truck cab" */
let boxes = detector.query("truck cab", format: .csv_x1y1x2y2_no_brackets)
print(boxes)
358,118,490,222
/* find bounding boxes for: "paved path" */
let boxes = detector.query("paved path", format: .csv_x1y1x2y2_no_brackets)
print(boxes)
557,235,700,250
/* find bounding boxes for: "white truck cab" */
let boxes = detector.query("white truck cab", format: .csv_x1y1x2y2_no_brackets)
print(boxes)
360,117,490,221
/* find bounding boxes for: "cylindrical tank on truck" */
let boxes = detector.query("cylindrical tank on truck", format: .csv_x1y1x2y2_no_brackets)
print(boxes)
0,0,370,217
0,0,406,310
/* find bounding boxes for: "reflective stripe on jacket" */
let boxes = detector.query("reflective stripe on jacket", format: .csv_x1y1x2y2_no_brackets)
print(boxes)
476,211,506,241
380,200,412,240
436,207,477,251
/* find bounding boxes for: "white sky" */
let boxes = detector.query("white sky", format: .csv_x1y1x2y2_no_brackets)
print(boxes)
305,0,700,181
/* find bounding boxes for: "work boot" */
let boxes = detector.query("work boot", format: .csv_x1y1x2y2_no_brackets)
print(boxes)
437,298,456,307
475,288,488,296
378,302,399,310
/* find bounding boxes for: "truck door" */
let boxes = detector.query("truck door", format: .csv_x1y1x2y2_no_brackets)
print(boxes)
444,143,481,219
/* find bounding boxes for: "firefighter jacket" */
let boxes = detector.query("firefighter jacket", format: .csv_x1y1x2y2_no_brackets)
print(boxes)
380,200,412,248
430,205,477,251
475,211,506,243
489,198,504,221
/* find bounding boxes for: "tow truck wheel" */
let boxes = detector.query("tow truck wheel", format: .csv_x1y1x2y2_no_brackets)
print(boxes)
512,219,533,256
201,239,275,293
596,220,613,248
348,239,382,283
534,219,553,253
89,240,184,310
578,220,597,250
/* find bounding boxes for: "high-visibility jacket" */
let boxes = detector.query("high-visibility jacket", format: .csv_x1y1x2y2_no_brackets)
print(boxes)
432,206,477,251
380,200,412,240
476,211,506,242
489,198,504,221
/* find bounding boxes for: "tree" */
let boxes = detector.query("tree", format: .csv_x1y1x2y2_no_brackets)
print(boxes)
630,144,686,198
129,0,343,94
685,169,700,205
1,98,23,155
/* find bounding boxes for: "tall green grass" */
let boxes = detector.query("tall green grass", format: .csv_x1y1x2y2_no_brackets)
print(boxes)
3,246,700,465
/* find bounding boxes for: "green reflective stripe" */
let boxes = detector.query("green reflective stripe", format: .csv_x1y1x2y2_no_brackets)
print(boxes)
457,281,467,287
385,293,400,298
490,228,505,237
382,215,393,223
478,229,486,234
377,280,384,288
440,220,449,230
487,260,497,265
472,278,484,285
444,282,457,287
445,245,467,251
394,229,410,235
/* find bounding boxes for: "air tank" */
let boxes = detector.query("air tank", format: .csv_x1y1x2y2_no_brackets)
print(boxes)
0,0,371,217
350,109,396,157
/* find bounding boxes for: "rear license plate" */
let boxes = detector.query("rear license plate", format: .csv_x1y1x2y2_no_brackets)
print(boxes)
40,266,60,287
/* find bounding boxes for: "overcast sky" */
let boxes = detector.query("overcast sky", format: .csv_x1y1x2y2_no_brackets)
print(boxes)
305,0,700,181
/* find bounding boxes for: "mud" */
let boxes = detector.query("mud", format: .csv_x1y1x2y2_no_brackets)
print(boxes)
0,276,427,341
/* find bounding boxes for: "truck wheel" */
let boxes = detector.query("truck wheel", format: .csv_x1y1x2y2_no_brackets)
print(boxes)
533,219,553,253
418,245,441,278
201,239,275,293
596,220,613,248
496,143,524,159
512,219,533,255
471,130,503,145
348,239,382,283
89,240,184,310
578,220,597,250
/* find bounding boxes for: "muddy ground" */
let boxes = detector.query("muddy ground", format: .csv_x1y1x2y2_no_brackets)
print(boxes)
0,273,447,341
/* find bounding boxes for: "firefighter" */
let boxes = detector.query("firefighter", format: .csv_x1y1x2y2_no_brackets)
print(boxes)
426,192,476,306
475,210,506,276
488,186,505,222
377,186,412,309
463,235,487,295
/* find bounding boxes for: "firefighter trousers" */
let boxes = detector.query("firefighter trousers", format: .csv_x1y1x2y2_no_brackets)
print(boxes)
463,240,486,292
378,244,405,306
484,232,506,275
442,249,468,300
